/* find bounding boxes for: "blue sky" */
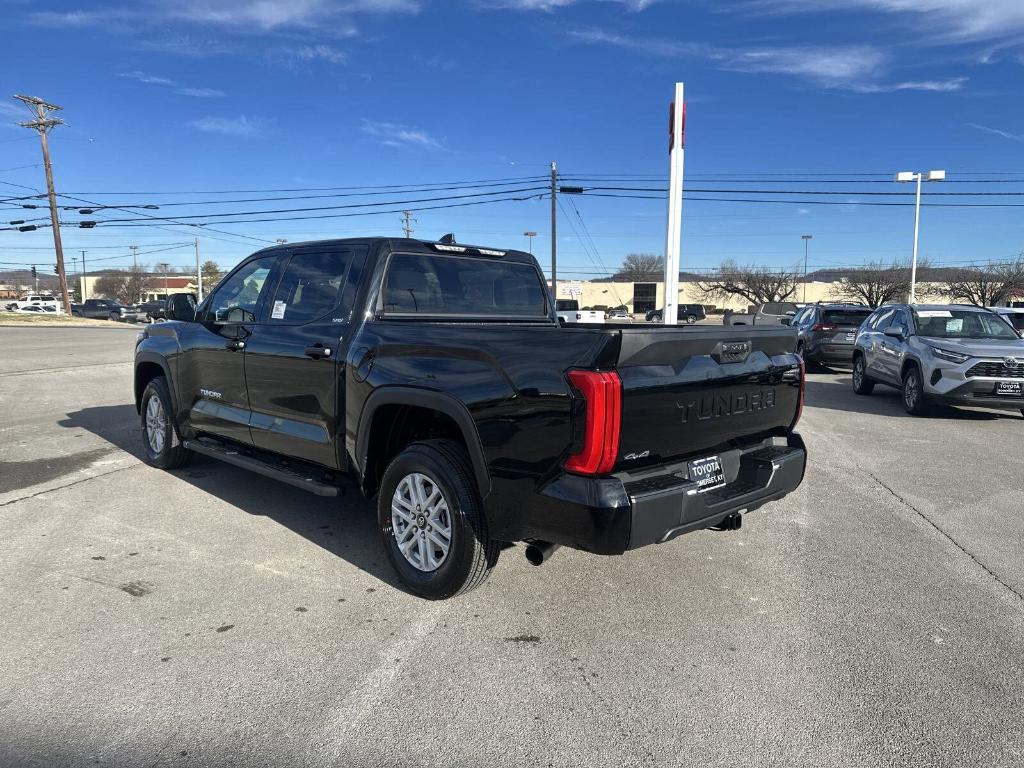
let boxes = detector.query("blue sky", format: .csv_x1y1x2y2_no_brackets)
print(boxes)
2,0,1024,279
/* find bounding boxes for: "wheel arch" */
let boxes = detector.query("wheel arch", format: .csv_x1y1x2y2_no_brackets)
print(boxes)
356,387,491,501
900,356,923,380
134,353,175,415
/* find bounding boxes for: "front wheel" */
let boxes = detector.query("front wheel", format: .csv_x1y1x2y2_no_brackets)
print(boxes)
852,355,875,395
108,312,120,322
686,314,697,324
378,440,498,599
902,365,930,416
140,376,192,469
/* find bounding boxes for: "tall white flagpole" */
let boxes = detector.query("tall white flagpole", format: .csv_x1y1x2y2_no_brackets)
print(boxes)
663,83,685,325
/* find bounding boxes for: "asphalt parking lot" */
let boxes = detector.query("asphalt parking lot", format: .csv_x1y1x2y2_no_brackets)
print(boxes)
1,326,1023,768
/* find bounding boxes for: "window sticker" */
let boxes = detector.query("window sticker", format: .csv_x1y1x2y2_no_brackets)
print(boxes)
946,319,963,333
271,300,287,319
917,310,952,318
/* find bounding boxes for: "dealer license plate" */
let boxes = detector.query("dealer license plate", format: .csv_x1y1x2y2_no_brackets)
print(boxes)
688,455,726,492
845,332,856,342
996,381,1022,396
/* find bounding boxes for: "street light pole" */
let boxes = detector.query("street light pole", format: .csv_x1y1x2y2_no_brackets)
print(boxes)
523,231,537,254
896,169,944,304
801,234,812,302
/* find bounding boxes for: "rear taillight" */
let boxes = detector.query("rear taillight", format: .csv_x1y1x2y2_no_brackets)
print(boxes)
790,357,805,430
564,370,622,475
811,323,834,332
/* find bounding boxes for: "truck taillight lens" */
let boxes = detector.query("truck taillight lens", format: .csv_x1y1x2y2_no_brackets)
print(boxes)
791,357,805,430
810,323,834,332
564,370,622,475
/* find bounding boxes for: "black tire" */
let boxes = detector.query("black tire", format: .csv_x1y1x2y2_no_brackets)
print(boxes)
140,376,192,469
686,314,697,324
901,365,930,416
852,354,875,395
377,439,498,599
108,312,120,322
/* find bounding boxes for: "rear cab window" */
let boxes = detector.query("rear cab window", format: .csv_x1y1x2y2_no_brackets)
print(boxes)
380,253,549,319
267,248,362,325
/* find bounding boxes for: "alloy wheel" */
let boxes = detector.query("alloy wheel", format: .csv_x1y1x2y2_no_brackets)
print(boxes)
391,472,452,572
145,395,166,454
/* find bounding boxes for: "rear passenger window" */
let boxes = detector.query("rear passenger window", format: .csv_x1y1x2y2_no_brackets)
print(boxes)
268,250,353,324
381,253,548,318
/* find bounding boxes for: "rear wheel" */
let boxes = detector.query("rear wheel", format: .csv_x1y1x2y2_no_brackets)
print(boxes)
852,354,874,395
901,365,930,416
378,439,498,599
140,376,192,469
686,314,697,324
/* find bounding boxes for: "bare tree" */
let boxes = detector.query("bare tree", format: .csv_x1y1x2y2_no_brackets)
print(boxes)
696,260,798,306
92,266,152,304
936,256,1024,306
615,253,664,281
200,260,223,290
833,261,918,308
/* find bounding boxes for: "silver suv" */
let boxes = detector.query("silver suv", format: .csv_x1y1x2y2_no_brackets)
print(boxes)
852,304,1024,416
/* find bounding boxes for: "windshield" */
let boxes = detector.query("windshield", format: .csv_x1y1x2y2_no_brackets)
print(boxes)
913,309,1020,340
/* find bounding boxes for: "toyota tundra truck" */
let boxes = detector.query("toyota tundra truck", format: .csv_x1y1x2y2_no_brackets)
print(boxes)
134,237,807,598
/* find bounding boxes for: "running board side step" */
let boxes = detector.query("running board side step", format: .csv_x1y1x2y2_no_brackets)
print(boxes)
183,439,341,497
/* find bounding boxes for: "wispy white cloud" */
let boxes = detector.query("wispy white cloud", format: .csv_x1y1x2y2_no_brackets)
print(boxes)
120,70,177,86
741,0,1024,45
569,28,968,92
119,70,226,97
487,0,657,10
175,87,226,97
188,115,270,136
967,122,1024,141
361,119,445,150
293,44,349,63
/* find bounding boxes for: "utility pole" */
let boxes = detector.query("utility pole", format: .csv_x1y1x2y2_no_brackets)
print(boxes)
662,83,685,326
401,210,415,238
15,94,71,314
194,238,202,302
130,245,139,270
550,161,557,298
80,250,87,299
801,234,813,302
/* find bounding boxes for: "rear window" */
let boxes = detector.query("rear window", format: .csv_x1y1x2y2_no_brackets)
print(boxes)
381,253,548,318
823,309,871,326
556,299,579,312
762,302,798,316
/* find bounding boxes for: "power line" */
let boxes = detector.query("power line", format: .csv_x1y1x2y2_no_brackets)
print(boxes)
56,174,549,196
87,192,547,229
82,186,549,224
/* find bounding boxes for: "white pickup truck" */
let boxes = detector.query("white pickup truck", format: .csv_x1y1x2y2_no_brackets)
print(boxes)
555,299,604,324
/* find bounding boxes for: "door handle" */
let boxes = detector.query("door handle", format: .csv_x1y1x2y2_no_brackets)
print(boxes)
225,339,245,351
304,344,332,360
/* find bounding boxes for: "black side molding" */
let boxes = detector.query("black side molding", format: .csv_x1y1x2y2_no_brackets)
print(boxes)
183,439,341,497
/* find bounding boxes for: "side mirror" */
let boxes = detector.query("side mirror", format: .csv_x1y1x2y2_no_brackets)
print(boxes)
165,293,197,322
883,325,905,339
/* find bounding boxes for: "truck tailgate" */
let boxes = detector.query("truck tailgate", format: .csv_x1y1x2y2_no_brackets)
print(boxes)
611,326,801,470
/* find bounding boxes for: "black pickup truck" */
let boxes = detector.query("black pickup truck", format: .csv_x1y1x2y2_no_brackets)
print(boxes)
134,237,806,598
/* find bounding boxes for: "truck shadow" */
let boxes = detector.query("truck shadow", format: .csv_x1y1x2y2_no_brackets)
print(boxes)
58,403,404,591
804,376,1012,421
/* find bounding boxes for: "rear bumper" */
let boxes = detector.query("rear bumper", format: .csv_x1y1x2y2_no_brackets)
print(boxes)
527,433,807,555
806,342,855,363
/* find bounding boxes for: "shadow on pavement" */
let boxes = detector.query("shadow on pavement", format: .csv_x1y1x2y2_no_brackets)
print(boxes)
804,376,1018,421
58,403,402,590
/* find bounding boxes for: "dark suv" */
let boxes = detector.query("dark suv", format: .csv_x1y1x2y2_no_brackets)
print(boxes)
645,304,705,323
790,303,872,366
